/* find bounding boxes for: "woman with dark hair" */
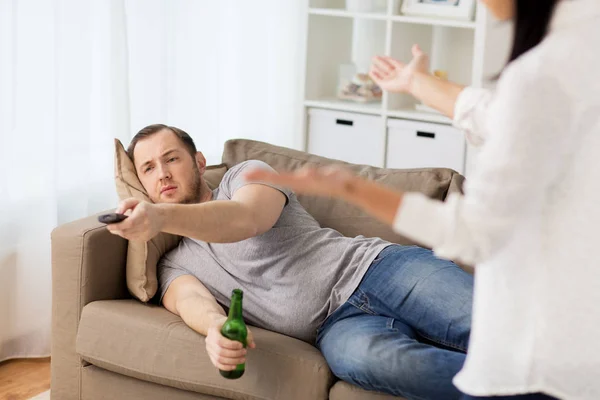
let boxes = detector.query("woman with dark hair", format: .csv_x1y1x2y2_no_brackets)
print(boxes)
248,0,600,399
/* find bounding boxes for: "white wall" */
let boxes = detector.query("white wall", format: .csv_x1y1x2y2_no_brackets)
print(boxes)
126,1,306,165
0,0,305,362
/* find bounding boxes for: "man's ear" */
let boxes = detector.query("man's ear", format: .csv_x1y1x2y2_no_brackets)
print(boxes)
195,152,207,175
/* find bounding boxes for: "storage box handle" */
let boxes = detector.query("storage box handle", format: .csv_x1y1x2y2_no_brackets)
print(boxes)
417,131,436,139
336,119,354,127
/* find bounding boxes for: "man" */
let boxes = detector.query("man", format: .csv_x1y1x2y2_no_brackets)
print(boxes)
107,124,473,400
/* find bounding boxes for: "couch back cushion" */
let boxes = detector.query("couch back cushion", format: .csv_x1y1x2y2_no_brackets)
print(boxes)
114,137,465,302
222,139,465,247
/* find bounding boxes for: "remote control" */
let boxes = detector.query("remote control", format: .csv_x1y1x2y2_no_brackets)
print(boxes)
98,213,128,224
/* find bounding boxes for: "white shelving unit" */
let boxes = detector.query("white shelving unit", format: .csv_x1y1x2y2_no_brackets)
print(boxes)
300,0,511,175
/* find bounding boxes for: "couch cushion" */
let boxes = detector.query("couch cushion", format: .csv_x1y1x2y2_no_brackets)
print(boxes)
222,139,465,247
329,381,405,400
113,138,227,302
76,300,333,400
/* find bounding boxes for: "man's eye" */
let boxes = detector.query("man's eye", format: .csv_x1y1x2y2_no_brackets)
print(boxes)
167,157,177,163
144,166,153,173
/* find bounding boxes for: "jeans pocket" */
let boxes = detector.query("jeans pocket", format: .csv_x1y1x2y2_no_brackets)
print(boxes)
348,289,376,315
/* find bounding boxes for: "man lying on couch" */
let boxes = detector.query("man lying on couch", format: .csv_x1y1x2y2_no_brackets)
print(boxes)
107,124,474,400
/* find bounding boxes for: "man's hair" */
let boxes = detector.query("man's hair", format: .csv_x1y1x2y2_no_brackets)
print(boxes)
127,124,197,162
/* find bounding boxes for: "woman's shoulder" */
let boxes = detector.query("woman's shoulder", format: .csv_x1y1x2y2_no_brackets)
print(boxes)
506,22,599,88
499,32,596,103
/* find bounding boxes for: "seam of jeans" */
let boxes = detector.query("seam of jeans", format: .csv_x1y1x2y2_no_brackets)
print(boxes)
417,330,467,353
334,374,430,400
348,300,377,316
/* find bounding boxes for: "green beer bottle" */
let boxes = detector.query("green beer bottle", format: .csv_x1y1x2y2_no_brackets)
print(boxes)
219,289,247,379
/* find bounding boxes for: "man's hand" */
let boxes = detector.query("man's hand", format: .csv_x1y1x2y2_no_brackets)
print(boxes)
106,198,165,242
205,317,256,371
369,44,430,94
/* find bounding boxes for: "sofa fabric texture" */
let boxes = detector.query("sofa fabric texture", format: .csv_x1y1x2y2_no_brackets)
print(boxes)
52,139,466,400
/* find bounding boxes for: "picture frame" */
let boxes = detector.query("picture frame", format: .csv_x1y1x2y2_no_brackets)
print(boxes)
401,0,477,22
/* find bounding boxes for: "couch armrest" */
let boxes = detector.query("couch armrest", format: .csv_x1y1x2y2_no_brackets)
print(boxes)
51,210,129,399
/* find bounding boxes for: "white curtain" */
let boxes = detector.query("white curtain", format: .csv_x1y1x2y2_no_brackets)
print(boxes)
0,0,304,362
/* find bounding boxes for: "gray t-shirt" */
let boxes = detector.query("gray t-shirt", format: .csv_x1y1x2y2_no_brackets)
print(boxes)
158,160,390,343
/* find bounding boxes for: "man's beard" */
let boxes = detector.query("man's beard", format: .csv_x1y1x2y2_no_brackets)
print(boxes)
180,165,202,204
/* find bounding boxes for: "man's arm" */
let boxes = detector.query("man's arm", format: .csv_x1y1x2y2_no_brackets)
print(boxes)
163,275,256,371
108,183,286,243
162,275,227,336
158,183,286,243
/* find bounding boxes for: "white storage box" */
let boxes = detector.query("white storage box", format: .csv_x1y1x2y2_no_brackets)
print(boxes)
386,119,465,173
308,108,385,167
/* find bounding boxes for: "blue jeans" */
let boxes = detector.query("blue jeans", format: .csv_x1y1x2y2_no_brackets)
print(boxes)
317,245,474,400
462,395,558,400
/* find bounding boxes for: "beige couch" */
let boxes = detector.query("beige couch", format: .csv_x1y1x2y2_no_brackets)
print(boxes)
51,139,466,400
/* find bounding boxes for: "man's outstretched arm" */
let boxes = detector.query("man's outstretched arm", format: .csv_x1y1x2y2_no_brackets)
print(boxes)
108,183,286,243
159,183,286,243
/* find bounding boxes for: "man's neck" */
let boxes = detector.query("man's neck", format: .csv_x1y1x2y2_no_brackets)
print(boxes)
199,181,213,203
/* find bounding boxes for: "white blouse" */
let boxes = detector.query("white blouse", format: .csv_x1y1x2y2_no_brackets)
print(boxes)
393,1,600,398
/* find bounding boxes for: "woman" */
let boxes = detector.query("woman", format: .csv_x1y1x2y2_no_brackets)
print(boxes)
247,0,600,399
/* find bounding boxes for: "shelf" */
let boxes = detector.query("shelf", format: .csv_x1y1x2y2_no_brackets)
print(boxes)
307,8,477,28
391,15,477,29
387,108,452,125
304,99,383,116
304,99,453,125
308,8,388,20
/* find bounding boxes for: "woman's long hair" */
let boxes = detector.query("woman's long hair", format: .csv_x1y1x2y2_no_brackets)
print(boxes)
507,0,562,64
